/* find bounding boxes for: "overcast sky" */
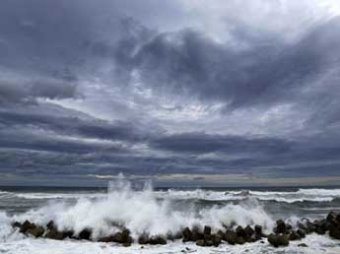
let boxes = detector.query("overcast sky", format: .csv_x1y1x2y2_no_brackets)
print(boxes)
1,0,340,187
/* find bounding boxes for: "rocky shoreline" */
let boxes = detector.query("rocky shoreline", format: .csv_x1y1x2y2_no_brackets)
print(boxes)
12,211,340,248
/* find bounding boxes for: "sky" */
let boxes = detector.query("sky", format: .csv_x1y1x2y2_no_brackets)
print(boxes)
1,0,340,187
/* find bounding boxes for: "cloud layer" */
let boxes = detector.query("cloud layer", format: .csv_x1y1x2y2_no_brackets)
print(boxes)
1,0,340,186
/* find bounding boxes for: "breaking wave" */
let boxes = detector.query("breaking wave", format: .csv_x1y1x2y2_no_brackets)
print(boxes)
3,178,275,240
157,189,338,203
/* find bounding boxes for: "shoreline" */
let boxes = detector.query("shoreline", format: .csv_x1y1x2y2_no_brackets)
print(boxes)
11,211,340,248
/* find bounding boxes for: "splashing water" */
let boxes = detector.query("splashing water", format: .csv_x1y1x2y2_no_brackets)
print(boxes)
7,177,274,240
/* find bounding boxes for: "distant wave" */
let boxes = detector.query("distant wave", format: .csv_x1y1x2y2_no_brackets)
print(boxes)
1,187,340,204
14,192,107,200
296,188,340,196
155,188,339,203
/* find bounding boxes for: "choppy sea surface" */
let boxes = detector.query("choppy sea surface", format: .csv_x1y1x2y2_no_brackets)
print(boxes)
1,180,340,253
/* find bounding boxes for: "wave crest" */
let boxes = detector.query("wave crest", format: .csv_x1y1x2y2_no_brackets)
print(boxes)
10,178,274,239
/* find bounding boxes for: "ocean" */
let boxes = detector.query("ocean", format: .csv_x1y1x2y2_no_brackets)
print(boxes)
1,179,340,253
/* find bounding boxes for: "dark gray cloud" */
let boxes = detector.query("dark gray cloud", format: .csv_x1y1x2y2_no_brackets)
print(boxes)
0,107,148,142
0,0,92,72
110,18,340,109
0,0,340,186
0,78,77,105
150,133,292,155
0,127,125,155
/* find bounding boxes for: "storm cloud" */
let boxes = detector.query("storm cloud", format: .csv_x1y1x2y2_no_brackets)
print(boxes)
1,0,340,186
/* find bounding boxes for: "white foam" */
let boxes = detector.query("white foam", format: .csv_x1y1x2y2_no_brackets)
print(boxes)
155,189,244,201
156,188,339,203
0,212,13,240
15,192,106,200
253,196,334,203
9,179,274,240
0,191,13,198
297,188,340,196
0,212,23,242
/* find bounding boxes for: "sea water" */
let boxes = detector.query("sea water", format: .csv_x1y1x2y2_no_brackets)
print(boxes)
1,179,340,253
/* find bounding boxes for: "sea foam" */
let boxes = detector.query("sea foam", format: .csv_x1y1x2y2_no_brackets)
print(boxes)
10,177,274,240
